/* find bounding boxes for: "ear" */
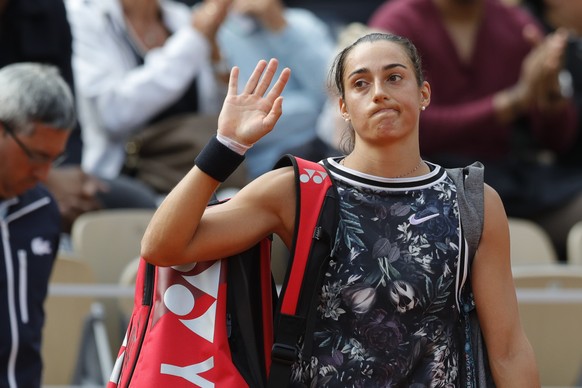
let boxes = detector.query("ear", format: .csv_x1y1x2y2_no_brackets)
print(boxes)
339,97,349,120
420,81,431,109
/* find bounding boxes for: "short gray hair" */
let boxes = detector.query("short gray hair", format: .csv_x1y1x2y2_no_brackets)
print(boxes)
0,62,76,134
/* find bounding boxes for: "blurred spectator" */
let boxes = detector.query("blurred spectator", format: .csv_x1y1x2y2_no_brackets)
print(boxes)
1,0,158,234
216,0,335,177
184,0,385,37
525,0,582,167
0,62,75,388
65,0,230,194
369,0,582,259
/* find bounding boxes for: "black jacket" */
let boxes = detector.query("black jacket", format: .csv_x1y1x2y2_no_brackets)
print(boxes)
0,186,61,388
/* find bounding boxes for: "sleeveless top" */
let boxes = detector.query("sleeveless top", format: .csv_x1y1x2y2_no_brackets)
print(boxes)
290,157,467,387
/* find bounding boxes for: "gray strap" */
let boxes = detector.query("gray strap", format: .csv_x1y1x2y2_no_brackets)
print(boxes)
448,163,494,387
446,162,485,262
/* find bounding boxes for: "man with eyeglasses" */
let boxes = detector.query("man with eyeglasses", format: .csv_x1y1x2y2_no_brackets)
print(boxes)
1,0,159,238
0,62,75,388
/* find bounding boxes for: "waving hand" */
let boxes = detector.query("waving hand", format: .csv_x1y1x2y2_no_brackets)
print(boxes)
217,58,290,147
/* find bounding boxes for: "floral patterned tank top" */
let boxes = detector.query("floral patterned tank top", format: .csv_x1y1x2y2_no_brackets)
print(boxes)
290,157,469,387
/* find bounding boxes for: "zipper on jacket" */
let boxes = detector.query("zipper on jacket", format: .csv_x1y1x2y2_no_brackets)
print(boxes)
18,250,29,323
1,220,20,388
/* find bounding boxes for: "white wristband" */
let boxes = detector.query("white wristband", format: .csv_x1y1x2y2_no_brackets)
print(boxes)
216,133,252,156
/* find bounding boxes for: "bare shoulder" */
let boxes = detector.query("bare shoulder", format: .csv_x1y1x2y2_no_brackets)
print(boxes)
235,165,296,206
483,183,508,228
222,165,297,243
474,183,510,268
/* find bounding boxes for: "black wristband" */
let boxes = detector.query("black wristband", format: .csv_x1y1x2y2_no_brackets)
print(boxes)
195,136,245,182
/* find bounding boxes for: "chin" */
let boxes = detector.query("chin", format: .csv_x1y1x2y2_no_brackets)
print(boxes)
14,182,36,196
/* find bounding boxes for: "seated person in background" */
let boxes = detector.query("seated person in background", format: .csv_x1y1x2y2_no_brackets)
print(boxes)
65,0,231,195
0,63,75,388
369,0,581,260
216,0,335,178
1,0,158,234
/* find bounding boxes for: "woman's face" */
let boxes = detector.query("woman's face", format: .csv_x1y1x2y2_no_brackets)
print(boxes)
339,40,430,148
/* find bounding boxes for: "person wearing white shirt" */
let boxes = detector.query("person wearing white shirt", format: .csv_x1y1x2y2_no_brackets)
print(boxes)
65,0,230,184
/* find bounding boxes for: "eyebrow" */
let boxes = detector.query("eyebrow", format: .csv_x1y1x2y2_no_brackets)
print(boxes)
348,63,408,79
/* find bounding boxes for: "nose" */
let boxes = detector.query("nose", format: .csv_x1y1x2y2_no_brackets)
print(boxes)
372,80,390,103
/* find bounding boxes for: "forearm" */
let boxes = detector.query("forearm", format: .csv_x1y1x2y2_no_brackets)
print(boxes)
490,333,540,388
141,165,219,266
141,133,248,265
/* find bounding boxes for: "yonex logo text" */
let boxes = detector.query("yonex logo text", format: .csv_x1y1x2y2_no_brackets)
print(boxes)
300,168,328,184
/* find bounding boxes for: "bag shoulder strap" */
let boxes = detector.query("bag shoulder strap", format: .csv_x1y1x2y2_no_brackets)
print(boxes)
274,155,335,315
267,155,339,387
447,162,495,387
446,161,485,264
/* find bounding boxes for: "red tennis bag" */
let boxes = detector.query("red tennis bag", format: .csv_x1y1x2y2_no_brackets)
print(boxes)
108,156,337,388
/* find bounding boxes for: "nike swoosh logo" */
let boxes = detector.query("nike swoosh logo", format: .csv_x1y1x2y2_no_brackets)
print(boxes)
408,213,440,225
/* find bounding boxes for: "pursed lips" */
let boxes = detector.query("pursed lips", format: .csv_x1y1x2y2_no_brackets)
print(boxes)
371,106,399,117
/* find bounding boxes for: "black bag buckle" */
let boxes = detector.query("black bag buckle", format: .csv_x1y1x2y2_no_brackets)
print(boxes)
271,343,298,366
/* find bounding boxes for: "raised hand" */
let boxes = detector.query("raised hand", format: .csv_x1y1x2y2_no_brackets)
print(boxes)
517,26,569,111
217,58,291,147
534,28,570,110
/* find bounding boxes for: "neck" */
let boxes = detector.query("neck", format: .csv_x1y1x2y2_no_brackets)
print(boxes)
122,0,159,21
122,0,168,50
433,0,483,22
343,145,427,179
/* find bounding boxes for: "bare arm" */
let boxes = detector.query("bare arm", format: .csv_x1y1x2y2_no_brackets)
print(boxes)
141,59,292,266
471,184,540,387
